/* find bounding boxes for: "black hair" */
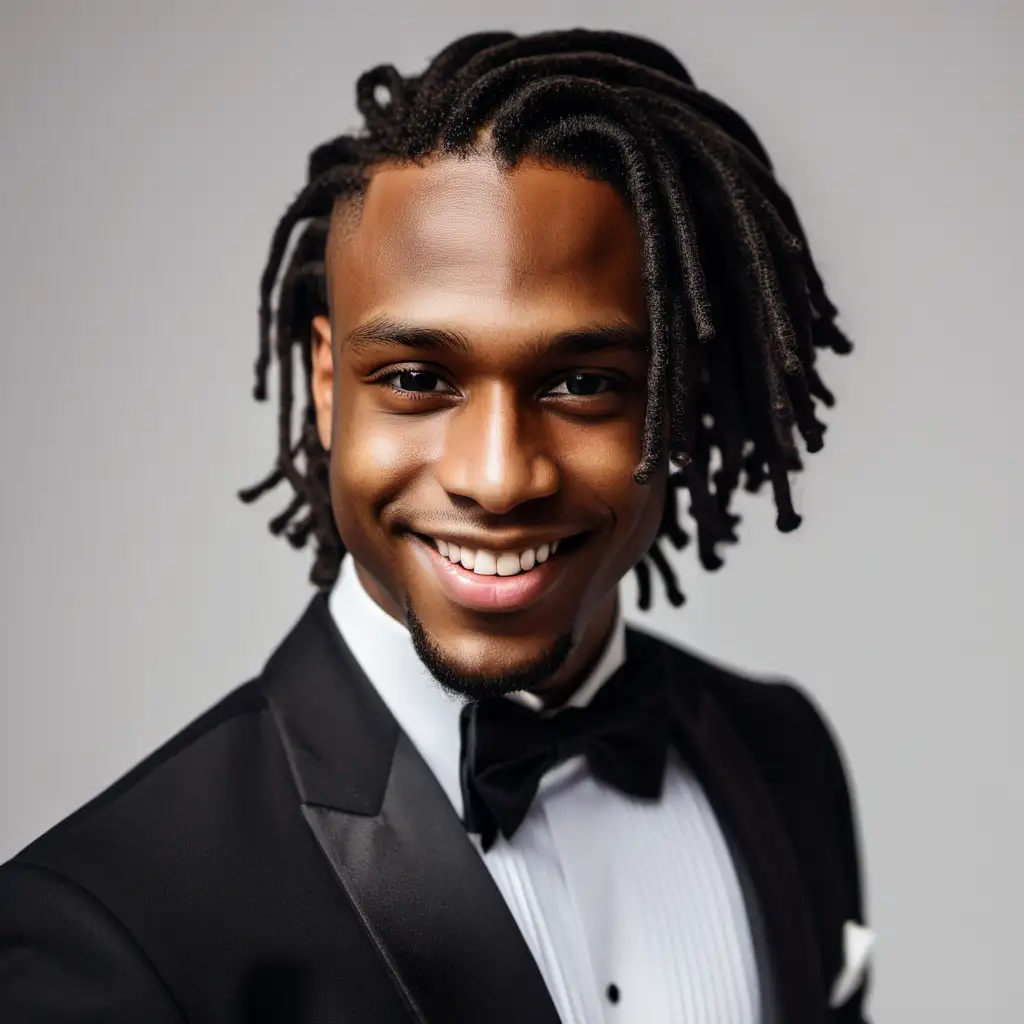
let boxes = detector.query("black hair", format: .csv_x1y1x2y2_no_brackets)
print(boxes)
239,28,852,610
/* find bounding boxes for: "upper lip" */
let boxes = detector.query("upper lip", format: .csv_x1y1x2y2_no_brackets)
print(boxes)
413,529,587,553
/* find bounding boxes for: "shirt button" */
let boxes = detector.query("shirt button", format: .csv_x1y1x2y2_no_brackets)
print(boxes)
606,983,620,1004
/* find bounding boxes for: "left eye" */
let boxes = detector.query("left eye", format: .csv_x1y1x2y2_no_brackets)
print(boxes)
547,372,614,397
386,370,452,394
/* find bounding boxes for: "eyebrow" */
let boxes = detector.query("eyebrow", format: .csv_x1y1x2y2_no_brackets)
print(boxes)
344,313,649,360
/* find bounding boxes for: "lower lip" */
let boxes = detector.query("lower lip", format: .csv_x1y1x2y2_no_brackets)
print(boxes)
409,534,584,613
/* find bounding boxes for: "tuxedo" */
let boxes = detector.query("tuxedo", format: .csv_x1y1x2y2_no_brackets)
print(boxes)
0,590,873,1022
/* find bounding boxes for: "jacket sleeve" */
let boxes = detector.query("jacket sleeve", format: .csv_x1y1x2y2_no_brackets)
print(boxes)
0,859,185,1023
780,683,875,1024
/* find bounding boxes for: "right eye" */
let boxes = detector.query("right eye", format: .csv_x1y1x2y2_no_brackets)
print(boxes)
373,367,456,397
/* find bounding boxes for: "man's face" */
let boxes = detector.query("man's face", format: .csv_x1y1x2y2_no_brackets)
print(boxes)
311,151,668,700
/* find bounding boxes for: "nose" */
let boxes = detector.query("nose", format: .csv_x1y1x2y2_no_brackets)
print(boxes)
435,381,560,514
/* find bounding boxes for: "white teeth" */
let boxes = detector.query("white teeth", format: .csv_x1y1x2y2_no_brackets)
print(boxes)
496,552,521,576
473,550,497,575
430,536,572,577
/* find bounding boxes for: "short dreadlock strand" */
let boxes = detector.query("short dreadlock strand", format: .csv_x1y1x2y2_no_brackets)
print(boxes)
675,127,809,439
686,420,736,571
254,164,365,401
665,283,696,471
658,470,692,553
236,435,303,503
263,225,336,558
640,90,846,373
356,64,409,140
736,155,852,356
282,217,349,587
698,189,805,531
247,168,370,538
271,248,316,499
762,225,829,453
693,300,747,531
269,492,306,537
634,557,654,612
647,542,686,607
241,29,851,609
284,509,317,550
806,365,836,407
653,106,804,391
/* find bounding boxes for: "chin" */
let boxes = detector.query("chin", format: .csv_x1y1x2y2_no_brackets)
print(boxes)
404,600,578,701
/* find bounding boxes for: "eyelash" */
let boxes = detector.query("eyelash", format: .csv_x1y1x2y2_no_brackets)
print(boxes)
369,365,625,401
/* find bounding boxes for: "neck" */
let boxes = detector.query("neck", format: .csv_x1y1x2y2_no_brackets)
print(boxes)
519,590,619,709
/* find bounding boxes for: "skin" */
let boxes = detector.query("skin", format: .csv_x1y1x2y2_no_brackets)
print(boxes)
310,149,670,707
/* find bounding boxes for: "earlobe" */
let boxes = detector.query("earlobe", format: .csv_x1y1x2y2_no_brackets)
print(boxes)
311,315,334,451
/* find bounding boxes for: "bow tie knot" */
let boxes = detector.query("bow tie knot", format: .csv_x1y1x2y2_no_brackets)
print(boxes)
459,658,672,851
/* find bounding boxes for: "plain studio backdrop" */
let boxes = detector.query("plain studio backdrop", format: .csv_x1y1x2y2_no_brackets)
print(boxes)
1,1,1020,1020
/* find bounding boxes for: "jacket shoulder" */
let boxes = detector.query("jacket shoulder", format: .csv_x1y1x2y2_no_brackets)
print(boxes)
634,624,851,784
1,616,410,1022
12,677,272,868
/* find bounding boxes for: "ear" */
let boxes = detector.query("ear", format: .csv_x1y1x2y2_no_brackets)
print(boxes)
310,315,334,451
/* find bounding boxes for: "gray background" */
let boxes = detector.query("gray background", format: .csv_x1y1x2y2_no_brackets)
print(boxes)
1,1,1020,1020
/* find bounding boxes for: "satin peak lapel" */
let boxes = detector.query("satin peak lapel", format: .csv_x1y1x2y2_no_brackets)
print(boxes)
262,594,561,1024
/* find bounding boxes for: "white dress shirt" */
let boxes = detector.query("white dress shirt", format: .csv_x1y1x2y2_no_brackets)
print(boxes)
329,554,772,1023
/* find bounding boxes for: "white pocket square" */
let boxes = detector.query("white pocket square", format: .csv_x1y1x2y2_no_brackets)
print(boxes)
829,920,876,1009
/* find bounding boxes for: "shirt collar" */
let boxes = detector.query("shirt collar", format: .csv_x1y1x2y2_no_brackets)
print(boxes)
327,554,627,817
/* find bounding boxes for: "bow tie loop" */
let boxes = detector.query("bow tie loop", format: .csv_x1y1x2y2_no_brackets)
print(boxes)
548,705,609,762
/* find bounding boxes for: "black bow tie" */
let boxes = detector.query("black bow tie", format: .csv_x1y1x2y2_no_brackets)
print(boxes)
458,657,672,851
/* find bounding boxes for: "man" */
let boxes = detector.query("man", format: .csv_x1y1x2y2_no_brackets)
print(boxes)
0,28,873,1023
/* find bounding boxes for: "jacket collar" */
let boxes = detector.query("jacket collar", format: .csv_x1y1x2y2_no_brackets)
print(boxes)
261,590,397,815
261,592,563,1023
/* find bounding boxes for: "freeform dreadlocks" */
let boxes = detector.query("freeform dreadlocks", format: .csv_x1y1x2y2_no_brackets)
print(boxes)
239,28,852,610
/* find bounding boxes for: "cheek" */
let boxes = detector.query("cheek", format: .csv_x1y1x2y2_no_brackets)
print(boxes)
329,399,419,539
557,422,664,563
569,432,663,557
557,419,644,507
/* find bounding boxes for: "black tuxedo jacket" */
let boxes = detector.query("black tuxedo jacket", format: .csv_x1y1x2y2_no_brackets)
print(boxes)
0,593,872,1023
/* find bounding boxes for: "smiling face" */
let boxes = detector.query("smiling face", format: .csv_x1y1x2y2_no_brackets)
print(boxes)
310,150,669,703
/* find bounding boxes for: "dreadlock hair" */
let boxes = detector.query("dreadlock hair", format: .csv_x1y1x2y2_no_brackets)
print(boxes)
239,28,852,610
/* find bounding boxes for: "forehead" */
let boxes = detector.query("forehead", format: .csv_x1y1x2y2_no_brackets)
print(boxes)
327,153,647,338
